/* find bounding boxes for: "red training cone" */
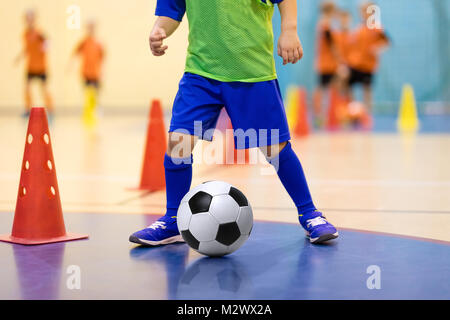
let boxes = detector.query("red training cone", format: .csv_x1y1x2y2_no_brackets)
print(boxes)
135,99,167,191
327,88,351,131
0,107,88,245
294,87,310,137
327,87,341,131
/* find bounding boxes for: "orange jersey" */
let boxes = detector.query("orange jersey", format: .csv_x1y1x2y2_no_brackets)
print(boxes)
24,29,47,74
347,25,388,73
76,37,104,80
334,30,352,65
315,21,339,74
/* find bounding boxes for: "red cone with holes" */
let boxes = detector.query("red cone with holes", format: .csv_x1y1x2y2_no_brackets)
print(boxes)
0,107,88,245
135,99,167,191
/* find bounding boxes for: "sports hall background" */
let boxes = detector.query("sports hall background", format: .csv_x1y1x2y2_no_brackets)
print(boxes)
0,0,448,116
276,0,450,114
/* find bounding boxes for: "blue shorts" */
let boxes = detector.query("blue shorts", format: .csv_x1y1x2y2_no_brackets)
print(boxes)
169,73,291,149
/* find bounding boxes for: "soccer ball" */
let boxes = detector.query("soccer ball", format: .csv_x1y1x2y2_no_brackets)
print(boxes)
177,181,253,257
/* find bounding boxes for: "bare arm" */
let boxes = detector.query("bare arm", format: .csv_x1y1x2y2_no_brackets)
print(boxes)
14,51,25,66
277,0,303,65
149,16,181,56
14,37,26,66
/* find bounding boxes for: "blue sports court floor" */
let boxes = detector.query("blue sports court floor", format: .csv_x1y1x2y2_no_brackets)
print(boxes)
0,212,449,300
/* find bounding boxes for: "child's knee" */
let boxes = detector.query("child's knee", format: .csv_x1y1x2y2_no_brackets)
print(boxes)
167,132,196,159
260,141,289,159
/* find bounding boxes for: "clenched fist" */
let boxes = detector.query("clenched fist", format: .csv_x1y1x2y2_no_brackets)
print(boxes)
277,30,304,65
149,27,168,56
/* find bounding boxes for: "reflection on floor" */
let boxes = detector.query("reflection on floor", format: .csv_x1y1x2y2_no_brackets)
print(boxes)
1,213,448,300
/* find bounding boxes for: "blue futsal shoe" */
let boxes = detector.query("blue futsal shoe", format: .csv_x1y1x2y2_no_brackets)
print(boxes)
129,215,185,246
299,211,339,244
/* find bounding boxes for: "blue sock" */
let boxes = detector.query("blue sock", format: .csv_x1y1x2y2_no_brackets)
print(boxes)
163,154,193,219
268,142,317,218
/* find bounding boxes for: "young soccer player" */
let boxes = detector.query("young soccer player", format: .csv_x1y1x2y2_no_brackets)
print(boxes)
334,10,353,96
130,0,339,246
313,1,339,126
347,1,390,112
14,9,53,117
70,20,105,123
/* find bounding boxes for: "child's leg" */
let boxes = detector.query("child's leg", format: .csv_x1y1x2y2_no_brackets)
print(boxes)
130,73,229,245
337,68,351,99
262,141,338,243
164,132,197,217
39,81,54,113
129,132,197,246
313,82,331,128
261,142,316,215
362,84,373,113
223,76,337,243
83,85,97,118
24,81,32,113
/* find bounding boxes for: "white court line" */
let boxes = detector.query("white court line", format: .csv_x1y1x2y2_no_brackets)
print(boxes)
1,172,450,187
0,173,136,183
234,177,450,188
309,179,450,188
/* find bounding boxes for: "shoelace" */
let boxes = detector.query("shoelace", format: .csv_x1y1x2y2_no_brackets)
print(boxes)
306,216,328,228
147,221,167,230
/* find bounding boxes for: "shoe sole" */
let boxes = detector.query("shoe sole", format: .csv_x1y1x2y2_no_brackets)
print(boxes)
309,232,339,244
129,235,185,246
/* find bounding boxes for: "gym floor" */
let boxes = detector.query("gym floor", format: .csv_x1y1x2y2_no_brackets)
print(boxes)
0,114,449,300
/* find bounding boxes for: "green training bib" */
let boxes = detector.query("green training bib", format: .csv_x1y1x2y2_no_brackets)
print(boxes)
185,0,278,82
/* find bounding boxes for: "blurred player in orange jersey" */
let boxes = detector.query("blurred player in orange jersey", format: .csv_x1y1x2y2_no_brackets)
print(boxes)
347,1,390,113
334,10,353,96
70,20,105,123
313,1,339,127
14,9,54,118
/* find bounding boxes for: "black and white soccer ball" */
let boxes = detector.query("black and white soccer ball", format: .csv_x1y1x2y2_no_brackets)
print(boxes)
177,181,253,257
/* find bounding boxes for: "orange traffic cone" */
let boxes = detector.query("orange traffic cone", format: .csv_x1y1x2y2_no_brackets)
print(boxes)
0,107,88,245
135,99,167,191
328,88,351,130
294,87,310,137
